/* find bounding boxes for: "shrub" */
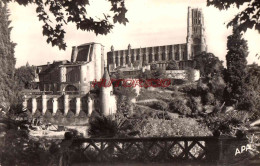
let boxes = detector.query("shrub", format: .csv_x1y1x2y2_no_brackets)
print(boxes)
172,79,187,85
137,89,172,101
151,101,168,110
186,96,203,115
66,111,75,118
88,115,118,138
204,110,249,136
150,64,157,70
168,98,192,116
139,118,212,137
54,110,64,118
78,111,87,118
201,92,215,105
44,111,52,119
33,109,42,118
166,60,179,70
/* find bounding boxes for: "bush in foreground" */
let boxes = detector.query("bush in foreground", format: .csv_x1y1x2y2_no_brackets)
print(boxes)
139,118,212,137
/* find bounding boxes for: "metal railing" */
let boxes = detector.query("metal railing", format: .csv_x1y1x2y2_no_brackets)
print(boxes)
67,136,249,165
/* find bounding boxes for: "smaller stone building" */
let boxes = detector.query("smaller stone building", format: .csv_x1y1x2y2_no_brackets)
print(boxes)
23,42,117,118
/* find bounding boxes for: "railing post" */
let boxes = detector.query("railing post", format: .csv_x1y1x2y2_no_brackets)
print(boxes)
184,140,189,159
205,137,219,162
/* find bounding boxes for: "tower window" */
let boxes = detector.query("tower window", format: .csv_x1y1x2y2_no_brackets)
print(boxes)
155,54,159,61
168,53,172,60
136,55,140,60
162,53,166,61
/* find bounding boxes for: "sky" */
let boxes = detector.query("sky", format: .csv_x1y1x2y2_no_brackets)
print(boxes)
8,0,260,68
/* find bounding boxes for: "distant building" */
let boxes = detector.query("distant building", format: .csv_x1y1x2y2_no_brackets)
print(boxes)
35,43,105,94
107,7,207,72
23,43,116,118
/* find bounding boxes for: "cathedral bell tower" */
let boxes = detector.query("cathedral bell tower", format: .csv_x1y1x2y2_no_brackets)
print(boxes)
186,7,207,59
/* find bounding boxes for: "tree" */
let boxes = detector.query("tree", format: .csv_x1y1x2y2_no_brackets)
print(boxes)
114,86,137,116
207,0,260,33
133,60,141,68
224,26,253,110
166,60,179,70
194,52,224,78
150,63,157,70
88,115,118,138
151,68,166,79
3,0,128,50
246,63,260,118
247,63,260,91
15,65,37,90
0,3,16,110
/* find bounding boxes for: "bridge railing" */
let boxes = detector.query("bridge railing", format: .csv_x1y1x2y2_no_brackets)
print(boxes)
69,136,249,165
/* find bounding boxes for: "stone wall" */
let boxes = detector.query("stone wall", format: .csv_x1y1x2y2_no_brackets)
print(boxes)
166,69,200,81
23,94,90,116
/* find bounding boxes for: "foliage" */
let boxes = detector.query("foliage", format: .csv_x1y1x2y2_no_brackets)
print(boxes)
138,100,168,111
194,52,224,78
168,98,192,116
224,26,253,110
15,65,37,90
114,86,137,116
78,110,87,118
3,0,128,50
0,3,16,109
207,0,260,33
186,96,203,115
66,111,75,118
43,111,52,119
133,60,141,68
152,68,166,79
246,64,260,119
166,60,179,70
88,114,139,138
33,110,42,118
206,76,226,102
139,70,153,80
204,110,249,135
150,100,168,110
0,116,47,166
137,88,173,101
139,118,212,137
114,86,137,100
150,63,157,70
112,69,125,80
88,115,118,138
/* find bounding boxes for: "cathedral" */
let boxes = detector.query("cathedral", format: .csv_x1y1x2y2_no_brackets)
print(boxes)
23,7,205,118
107,7,207,71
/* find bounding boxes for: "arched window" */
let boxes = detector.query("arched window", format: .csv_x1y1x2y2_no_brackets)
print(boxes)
175,53,179,61
149,54,153,63
143,54,146,62
168,53,172,60
136,54,140,60
120,56,124,66
162,53,166,61
115,56,119,66
131,55,135,62
155,54,159,61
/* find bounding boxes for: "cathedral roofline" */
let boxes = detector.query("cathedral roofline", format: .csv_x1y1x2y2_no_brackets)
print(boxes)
76,42,104,47
108,43,187,53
